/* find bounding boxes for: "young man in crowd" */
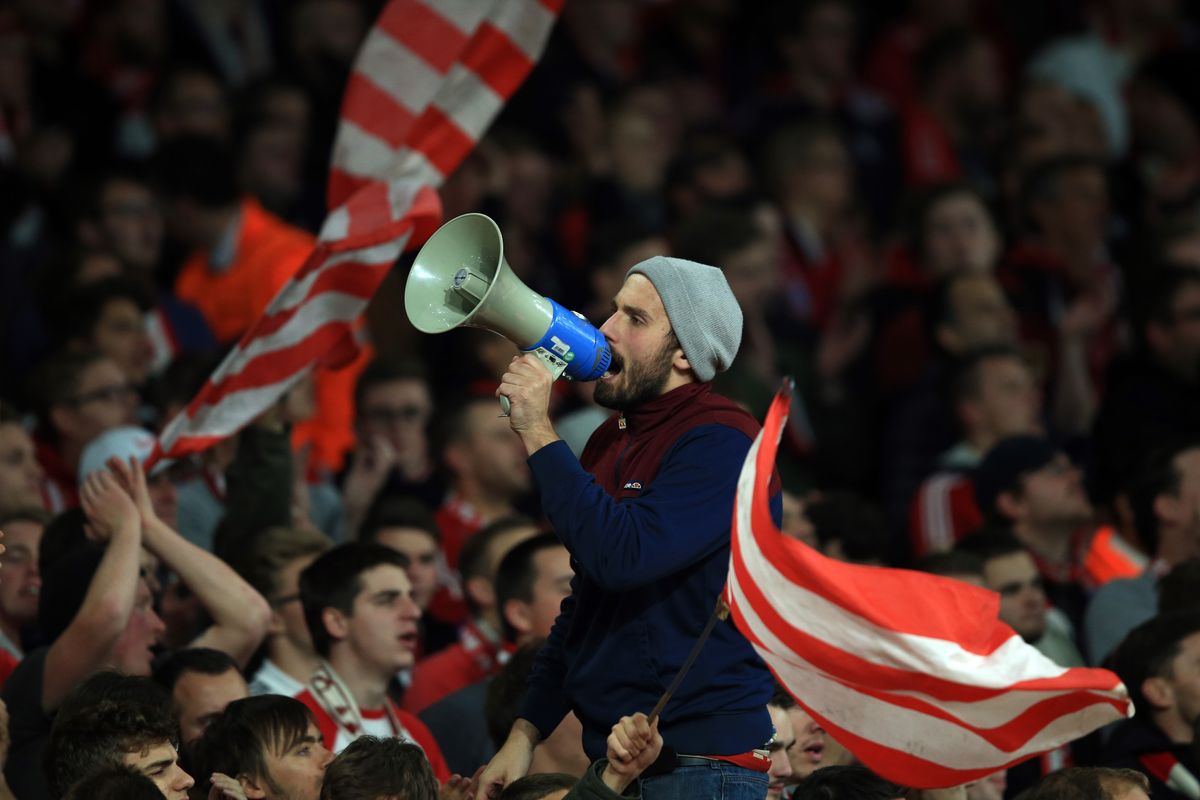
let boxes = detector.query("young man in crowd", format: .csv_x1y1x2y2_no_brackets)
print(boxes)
421,532,577,776
0,402,46,511
428,396,534,625
295,542,450,781
909,345,1042,556
1104,612,1200,798
43,672,196,800
357,496,457,656
0,506,48,659
318,737,441,800
32,349,138,508
342,359,441,533
153,647,249,747
236,525,332,698
973,434,1145,631
3,458,268,800
767,689,827,799
193,694,334,800
766,692,796,799
405,515,540,714
1086,442,1200,665
480,258,780,799
957,529,1085,666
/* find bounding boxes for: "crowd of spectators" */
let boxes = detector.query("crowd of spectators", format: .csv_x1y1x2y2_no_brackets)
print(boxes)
2,0,1200,797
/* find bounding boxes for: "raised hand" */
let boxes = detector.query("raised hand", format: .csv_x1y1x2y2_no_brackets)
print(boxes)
207,772,248,800
79,469,140,543
602,713,662,792
105,455,158,526
440,773,472,800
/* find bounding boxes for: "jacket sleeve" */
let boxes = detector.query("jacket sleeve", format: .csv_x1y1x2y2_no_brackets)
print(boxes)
527,424,776,592
518,574,578,739
563,760,640,799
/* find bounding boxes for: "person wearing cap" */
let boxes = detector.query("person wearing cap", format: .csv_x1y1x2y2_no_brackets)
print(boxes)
973,434,1145,634
479,257,781,800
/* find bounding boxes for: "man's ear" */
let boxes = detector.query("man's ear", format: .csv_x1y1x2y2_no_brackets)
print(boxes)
239,774,268,799
503,598,532,638
321,607,349,645
1154,493,1184,529
995,490,1023,522
1142,675,1175,712
672,348,690,373
267,609,286,636
465,575,494,611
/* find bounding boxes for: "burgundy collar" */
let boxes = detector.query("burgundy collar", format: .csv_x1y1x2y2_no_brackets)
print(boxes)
620,382,711,434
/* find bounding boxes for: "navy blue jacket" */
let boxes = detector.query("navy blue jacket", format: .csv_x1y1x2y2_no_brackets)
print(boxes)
519,383,779,760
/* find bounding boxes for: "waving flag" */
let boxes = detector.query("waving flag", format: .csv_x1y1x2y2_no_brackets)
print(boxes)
148,0,561,466
725,383,1133,789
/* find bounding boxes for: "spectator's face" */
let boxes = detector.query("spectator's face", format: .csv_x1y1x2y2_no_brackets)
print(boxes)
780,492,817,548
336,565,421,672
1154,284,1200,378
274,554,321,651
982,551,1047,642
357,379,432,464
0,519,42,628
784,704,826,783
794,134,853,216
453,404,530,499
1010,454,1092,529
1164,450,1200,559
610,108,668,192
766,704,796,798
596,275,682,411
509,546,573,642
798,1,856,83
375,527,439,610
55,358,138,450
941,276,1017,353
91,297,154,385
252,723,332,800
98,179,163,272
156,72,228,141
1034,167,1109,248
147,472,178,530
968,357,1041,440
108,577,166,675
1158,631,1200,733
124,742,194,799
173,667,248,745
922,192,1000,277
722,236,781,310
0,423,44,509
957,41,1005,119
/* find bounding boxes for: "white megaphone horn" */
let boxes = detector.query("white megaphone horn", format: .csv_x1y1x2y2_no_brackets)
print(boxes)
404,213,612,414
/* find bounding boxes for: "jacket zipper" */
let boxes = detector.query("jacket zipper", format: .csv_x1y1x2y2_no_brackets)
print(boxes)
613,414,635,488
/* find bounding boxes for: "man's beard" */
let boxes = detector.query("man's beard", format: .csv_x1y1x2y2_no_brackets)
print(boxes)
593,340,676,411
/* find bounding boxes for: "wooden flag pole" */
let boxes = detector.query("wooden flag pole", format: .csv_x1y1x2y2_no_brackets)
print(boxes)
649,595,731,722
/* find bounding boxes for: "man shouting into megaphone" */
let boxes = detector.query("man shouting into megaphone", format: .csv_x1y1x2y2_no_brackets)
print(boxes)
478,257,782,800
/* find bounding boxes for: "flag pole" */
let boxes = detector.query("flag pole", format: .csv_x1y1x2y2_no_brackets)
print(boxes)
649,596,730,722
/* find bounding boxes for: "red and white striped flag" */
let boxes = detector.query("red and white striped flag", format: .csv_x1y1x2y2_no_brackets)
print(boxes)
148,0,561,466
726,383,1133,789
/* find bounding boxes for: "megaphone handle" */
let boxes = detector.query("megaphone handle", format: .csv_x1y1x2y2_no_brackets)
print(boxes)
498,348,569,418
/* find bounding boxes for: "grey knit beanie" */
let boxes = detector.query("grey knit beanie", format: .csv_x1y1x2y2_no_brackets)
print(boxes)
627,255,743,382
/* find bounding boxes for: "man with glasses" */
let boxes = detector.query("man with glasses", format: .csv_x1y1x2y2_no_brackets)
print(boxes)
342,358,441,536
235,525,333,698
33,349,138,508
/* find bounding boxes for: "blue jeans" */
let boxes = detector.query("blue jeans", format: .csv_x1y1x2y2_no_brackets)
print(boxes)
639,759,769,800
